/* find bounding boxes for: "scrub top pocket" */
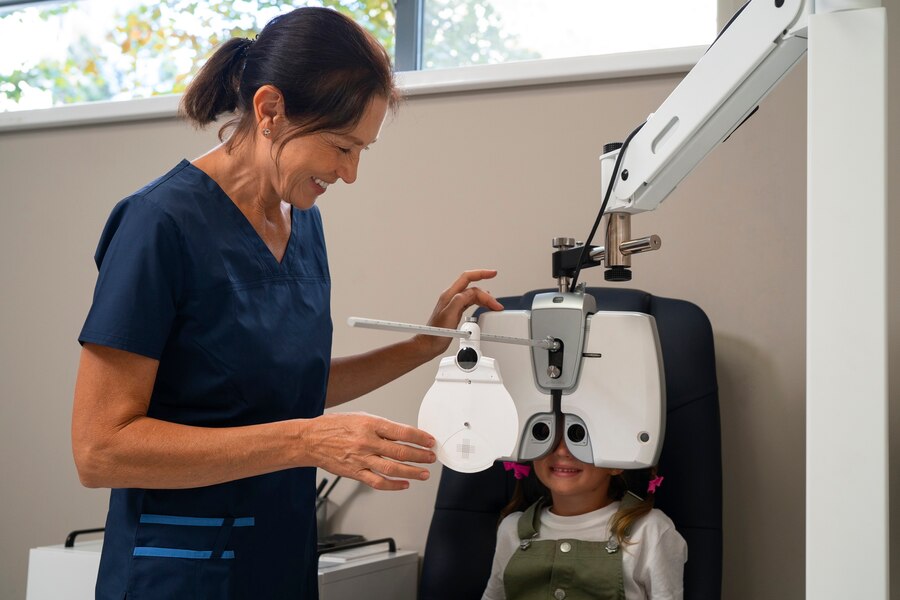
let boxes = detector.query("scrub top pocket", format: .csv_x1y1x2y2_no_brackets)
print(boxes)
127,514,254,599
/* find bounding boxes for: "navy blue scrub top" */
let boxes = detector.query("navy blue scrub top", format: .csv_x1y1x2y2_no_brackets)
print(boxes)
79,160,333,599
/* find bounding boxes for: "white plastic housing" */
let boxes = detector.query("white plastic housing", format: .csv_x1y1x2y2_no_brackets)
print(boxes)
561,312,665,469
418,323,519,473
477,309,665,469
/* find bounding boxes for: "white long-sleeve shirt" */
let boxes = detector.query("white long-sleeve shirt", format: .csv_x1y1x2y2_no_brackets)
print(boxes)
481,502,687,600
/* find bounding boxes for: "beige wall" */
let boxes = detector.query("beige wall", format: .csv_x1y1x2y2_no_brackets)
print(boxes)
0,20,896,600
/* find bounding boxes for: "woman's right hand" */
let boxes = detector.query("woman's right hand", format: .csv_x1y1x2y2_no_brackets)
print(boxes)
300,412,436,490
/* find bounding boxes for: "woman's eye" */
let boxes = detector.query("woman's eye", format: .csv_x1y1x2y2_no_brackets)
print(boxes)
338,147,351,154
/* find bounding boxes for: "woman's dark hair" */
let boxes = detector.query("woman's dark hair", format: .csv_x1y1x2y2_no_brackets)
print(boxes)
499,463,658,545
179,7,400,155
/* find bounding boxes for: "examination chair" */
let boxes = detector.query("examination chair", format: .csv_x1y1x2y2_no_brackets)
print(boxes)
419,287,722,600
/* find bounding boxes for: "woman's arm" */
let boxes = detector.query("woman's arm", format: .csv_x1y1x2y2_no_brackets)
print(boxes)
326,269,503,407
72,343,435,491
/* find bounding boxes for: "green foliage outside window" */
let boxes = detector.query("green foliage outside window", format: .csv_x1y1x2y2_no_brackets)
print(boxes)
0,0,537,111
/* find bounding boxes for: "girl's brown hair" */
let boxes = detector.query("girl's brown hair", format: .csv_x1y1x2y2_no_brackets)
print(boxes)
499,464,658,545
179,7,401,157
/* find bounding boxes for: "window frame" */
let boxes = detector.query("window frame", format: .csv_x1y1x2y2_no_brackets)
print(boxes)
0,0,712,132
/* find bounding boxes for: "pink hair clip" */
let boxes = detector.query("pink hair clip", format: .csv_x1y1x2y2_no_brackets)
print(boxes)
503,461,531,480
648,475,665,494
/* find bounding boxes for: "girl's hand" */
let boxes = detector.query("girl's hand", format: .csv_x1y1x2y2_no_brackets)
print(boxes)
414,269,504,360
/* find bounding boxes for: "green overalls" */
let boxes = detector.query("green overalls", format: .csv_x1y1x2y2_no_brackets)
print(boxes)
503,497,639,600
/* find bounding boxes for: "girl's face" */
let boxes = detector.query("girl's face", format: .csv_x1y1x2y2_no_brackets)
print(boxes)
268,95,388,210
533,438,623,516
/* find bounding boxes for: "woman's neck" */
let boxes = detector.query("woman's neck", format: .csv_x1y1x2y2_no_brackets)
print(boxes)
192,145,292,261
193,144,284,221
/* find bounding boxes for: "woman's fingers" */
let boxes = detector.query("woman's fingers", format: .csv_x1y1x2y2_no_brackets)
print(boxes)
353,467,408,491
448,268,498,291
375,418,434,448
438,269,496,303
308,413,436,490
369,456,431,481
431,271,504,324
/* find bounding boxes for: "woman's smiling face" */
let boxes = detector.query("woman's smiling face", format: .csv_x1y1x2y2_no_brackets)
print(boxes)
269,94,387,210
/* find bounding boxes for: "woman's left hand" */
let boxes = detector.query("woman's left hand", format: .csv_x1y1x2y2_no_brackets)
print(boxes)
413,269,504,360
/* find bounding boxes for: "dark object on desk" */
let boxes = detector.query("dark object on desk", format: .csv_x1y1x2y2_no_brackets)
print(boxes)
419,287,722,600
317,533,366,552
318,537,396,557
65,528,105,548
316,475,342,511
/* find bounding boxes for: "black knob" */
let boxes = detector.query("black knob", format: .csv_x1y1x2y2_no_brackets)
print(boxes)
605,266,632,282
456,347,478,371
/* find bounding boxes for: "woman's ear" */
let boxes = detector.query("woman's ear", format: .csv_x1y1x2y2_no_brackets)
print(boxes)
252,84,285,134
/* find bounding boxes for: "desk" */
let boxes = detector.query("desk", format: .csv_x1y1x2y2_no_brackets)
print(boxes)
26,540,418,600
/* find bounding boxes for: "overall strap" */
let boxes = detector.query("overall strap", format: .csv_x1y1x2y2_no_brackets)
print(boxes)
620,491,644,510
618,492,645,537
516,498,546,544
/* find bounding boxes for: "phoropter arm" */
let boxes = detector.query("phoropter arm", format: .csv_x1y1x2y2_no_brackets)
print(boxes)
602,0,810,215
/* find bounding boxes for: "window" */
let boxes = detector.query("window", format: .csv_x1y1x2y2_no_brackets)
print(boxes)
0,0,716,115
416,0,716,70
0,0,396,112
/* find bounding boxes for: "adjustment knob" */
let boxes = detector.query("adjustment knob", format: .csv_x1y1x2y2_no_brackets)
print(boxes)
552,237,576,250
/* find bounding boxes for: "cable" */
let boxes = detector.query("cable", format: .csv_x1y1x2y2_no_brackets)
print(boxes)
706,0,751,54
568,120,645,293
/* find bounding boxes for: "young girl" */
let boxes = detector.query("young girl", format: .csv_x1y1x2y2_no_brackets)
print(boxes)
481,435,687,600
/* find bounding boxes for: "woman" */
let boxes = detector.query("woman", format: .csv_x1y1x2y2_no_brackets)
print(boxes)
72,7,502,599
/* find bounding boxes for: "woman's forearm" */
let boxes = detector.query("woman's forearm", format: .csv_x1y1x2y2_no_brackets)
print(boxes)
74,415,307,489
73,343,316,489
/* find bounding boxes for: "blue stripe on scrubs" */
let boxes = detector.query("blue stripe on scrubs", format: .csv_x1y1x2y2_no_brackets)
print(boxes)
80,160,333,599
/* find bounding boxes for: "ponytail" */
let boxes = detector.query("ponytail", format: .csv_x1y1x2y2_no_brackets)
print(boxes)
179,37,252,128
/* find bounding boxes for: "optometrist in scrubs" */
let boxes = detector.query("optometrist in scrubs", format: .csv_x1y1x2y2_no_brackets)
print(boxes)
71,7,503,599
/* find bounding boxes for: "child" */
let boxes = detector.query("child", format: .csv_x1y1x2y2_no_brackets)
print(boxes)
481,434,687,600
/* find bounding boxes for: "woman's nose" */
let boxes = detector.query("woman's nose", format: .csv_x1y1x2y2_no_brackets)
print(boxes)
337,157,359,184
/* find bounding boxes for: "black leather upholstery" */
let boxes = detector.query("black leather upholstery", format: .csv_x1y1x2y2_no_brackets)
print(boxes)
419,288,722,600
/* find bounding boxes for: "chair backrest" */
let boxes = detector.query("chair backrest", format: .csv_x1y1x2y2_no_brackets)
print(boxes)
419,287,722,600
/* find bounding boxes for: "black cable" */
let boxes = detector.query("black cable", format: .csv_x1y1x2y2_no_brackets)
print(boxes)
706,0,751,54
568,120,645,293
